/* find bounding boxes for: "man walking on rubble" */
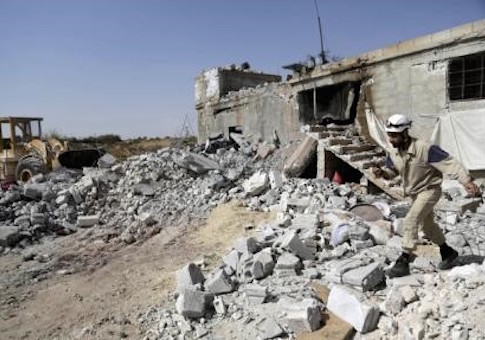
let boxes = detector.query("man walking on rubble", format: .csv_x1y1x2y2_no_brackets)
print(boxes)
372,114,481,278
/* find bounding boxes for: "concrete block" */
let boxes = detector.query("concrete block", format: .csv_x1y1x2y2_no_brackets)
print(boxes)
290,214,319,231
244,283,268,304
243,171,269,196
436,198,481,214
252,248,275,279
269,170,283,189
213,295,226,315
222,249,240,271
280,231,314,260
341,262,384,291
76,215,100,228
0,226,20,247
367,220,393,245
23,185,44,200
283,136,317,178
275,252,301,270
234,237,259,255
255,317,284,339
175,151,220,174
175,289,209,319
327,285,380,333
97,153,117,168
176,263,205,293
284,298,323,333
205,269,234,295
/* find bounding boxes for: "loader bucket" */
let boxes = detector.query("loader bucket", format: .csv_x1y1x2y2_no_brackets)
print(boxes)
57,149,105,169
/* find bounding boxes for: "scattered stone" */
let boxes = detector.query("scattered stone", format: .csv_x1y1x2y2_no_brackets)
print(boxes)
244,284,268,304
76,215,100,228
341,262,384,291
327,285,380,333
176,263,205,293
283,298,323,333
176,289,210,319
243,171,269,196
205,269,235,295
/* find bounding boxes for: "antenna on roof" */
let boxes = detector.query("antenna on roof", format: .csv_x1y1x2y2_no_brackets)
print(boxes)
313,0,328,64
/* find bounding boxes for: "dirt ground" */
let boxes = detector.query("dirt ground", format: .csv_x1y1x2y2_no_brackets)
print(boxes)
0,200,274,339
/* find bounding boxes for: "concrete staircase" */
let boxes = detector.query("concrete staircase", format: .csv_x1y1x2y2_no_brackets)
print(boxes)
307,124,405,200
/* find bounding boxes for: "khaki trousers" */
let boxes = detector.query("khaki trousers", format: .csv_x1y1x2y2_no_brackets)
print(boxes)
402,187,446,253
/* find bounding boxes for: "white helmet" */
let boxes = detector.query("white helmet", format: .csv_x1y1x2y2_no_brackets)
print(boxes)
385,114,412,133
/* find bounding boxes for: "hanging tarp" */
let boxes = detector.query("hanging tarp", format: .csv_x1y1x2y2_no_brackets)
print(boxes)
430,109,485,170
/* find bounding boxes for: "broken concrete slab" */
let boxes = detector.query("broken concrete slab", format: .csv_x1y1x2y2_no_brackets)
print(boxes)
327,285,380,334
283,136,317,178
243,171,269,196
341,262,384,291
176,263,205,293
257,143,276,160
175,151,220,174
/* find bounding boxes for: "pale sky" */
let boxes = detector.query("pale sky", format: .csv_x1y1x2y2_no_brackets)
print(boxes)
1,0,484,138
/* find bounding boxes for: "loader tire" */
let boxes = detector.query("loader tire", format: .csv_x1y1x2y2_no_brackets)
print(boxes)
16,156,47,183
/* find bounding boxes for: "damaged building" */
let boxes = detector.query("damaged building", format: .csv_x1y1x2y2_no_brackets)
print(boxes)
195,19,485,196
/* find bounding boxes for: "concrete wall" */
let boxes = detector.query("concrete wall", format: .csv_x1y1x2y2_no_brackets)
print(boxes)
367,40,485,139
195,67,281,107
197,83,302,144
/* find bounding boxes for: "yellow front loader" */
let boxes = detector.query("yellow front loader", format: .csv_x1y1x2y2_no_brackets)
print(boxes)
0,117,103,184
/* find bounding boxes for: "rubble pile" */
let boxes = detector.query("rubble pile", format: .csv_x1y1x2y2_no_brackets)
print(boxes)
0,137,288,252
1,136,485,340
137,176,485,339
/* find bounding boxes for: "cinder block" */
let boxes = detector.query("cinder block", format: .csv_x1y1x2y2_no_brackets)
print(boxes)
176,263,205,293
280,231,314,260
284,298,323,333
341,262,384,291
175,289,210,319
244,283,268,304
327,285,380,334
205,269,234,295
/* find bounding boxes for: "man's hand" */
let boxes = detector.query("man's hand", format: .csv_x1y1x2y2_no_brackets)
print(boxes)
371,166,384,178
464,181,481,198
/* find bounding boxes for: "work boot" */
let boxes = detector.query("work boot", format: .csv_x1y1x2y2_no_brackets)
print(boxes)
438,243,458,270
386,252,412,278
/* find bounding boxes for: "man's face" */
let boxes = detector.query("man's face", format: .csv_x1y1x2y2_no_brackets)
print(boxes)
387,132,406,149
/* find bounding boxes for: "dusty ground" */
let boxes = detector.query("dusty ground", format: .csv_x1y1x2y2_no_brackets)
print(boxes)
0,200,274,339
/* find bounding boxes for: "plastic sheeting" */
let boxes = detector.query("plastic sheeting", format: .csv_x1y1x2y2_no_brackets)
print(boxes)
364,103,391,151
430,109,485,170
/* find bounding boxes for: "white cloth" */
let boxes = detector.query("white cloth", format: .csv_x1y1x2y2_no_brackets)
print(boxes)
364,103,391,151
430,109,485,171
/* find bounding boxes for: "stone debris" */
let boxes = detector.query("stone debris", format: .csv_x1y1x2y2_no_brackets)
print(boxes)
176,263,205,293
327,285,380,334
1,136,485,340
